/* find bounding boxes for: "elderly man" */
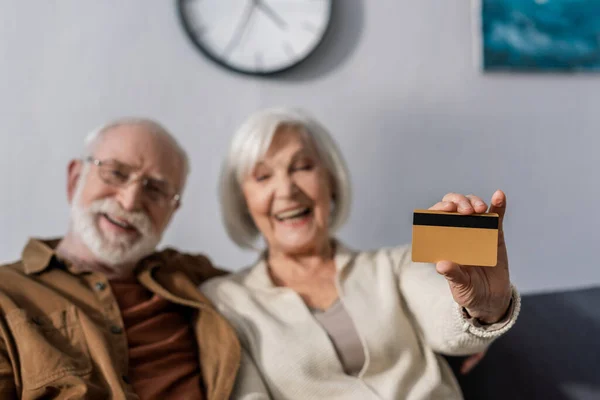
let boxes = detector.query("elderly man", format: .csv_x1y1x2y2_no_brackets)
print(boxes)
0,118,240,399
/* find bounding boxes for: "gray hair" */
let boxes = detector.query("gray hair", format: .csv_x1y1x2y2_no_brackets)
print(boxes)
84,117,190,190
220,107,352,249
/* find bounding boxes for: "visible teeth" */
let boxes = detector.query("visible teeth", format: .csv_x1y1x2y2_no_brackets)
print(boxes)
276,208,309,220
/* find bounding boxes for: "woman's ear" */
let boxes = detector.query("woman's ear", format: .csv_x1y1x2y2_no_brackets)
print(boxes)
329,182,337,221
67,159,83,204
329,174,337,202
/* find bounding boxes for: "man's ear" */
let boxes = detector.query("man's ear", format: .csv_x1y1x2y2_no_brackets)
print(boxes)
67,159,83,204
171,199,181,214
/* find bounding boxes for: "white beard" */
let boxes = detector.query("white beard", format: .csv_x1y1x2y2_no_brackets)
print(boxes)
70,174,161,266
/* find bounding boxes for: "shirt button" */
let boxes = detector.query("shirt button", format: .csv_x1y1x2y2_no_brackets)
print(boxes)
110,325,123,334
94,282,106,291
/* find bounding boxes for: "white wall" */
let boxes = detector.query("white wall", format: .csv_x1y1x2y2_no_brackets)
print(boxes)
1,0,598,294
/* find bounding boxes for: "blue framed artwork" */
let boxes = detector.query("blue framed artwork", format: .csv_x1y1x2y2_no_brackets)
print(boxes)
478,0,600,72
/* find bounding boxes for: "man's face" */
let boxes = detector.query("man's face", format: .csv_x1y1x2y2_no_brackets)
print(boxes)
68,124,185,265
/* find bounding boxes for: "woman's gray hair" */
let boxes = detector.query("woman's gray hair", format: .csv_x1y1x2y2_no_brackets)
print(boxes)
220,107,352,249
84,117,190,190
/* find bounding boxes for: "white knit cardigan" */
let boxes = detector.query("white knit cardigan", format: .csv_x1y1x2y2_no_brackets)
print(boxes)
201,243,521,400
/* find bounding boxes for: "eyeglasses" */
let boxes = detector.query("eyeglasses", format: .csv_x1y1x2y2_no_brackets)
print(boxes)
84,157,180,207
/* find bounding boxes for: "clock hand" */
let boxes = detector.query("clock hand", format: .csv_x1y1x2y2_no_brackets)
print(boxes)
255,0,287,30
223,0,256,57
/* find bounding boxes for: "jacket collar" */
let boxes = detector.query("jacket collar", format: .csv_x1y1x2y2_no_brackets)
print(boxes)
21,237,163,277
22,238,62,274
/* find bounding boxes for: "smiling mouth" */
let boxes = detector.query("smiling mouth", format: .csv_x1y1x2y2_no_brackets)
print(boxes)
101,213,138,233
274,207,312,221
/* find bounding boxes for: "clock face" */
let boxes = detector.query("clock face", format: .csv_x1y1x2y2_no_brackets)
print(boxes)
178,0,332,75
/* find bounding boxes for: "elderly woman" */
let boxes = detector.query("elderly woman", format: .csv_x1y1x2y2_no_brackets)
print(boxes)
201,108,520,400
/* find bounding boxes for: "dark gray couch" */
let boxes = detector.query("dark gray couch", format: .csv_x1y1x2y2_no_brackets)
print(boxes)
446,287,600,400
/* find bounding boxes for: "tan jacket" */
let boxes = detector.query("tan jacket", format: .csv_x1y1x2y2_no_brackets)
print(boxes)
0,239,241,400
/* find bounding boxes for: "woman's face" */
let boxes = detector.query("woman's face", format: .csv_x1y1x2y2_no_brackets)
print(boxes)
241,126,333,256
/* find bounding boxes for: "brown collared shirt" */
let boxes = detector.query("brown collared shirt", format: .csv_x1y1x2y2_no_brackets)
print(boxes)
0,239,240,400
110,277,205,399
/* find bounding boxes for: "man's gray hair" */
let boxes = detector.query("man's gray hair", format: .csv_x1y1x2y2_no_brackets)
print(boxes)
220,107,352,249
84,117,190,188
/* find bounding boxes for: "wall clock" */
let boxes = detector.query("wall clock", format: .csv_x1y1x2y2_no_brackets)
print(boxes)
178,0,332,76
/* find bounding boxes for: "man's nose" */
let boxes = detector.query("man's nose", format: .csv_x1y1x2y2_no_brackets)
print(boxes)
117,183,144,212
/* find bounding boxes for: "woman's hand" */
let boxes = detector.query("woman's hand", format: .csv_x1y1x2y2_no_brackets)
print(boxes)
429,190,512,323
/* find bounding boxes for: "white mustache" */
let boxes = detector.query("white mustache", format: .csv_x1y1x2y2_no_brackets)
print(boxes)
87,198,153,236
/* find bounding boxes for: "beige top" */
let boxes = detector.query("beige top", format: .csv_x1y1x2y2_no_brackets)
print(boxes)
312,300,366,376
202,242,521,400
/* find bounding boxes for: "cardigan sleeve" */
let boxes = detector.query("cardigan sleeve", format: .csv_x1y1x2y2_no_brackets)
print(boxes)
200,278,272,400
230,348,272,400
389,245,521,356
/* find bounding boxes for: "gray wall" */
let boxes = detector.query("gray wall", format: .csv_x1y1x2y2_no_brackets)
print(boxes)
1,0,598,293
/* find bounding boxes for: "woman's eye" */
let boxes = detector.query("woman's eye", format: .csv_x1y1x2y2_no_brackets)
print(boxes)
293,164,312,171
255,174,270,182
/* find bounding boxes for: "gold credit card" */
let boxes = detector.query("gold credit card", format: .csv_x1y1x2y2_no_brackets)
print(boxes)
411,210,499,267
